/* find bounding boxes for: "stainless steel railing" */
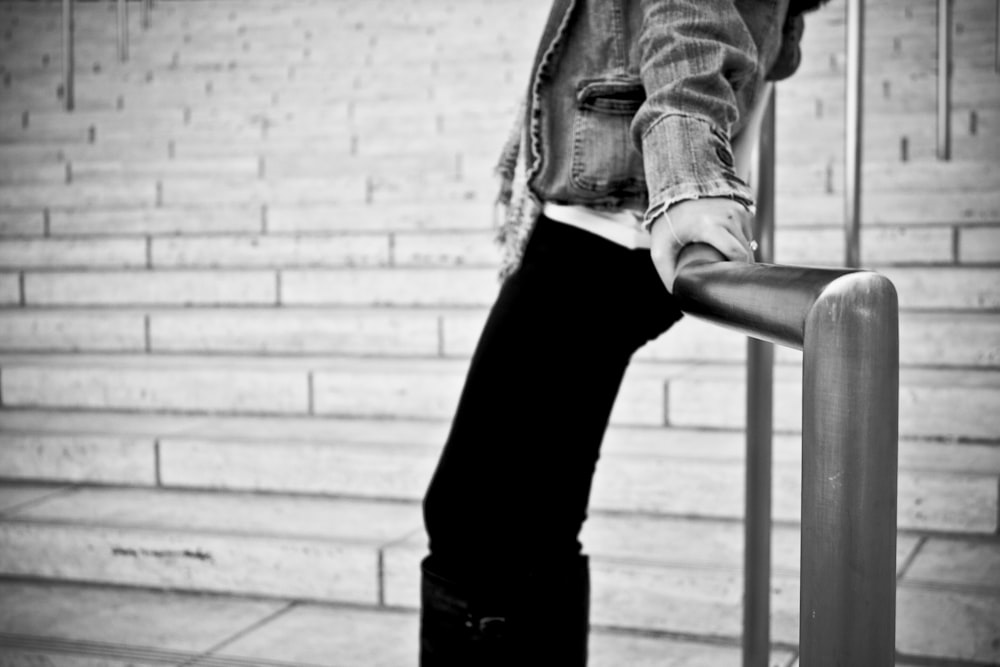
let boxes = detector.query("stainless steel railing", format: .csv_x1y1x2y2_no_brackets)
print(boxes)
61,0,155,110
675,1,899,662
62,0,74,111
938,0,952,160
673,244,899,667
672,4,899,661
845,0,864,265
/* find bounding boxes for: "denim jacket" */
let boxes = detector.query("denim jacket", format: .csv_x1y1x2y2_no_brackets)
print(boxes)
496,0,798,275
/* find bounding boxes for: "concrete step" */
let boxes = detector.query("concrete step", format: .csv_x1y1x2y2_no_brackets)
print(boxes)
3,223,995,270
0,307,996,370
0,483,421,606
0,481,996,661
6,264,998,310
2,181,996,225
774,159,1000,194
775,190,1000,226
0,232,501,270
11,267,501,307
0,201,494,237
0,353,997,441
0,579,802,667
1,408,997,533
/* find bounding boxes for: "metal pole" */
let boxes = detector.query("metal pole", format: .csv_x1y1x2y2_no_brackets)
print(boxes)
62,0,75,111
845,0,864,267
743,85,775,667
117,0,129,62
799,274,898,667
937,0,952,159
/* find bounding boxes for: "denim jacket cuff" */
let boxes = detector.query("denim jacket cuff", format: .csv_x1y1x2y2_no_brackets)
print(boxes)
640,113,755,229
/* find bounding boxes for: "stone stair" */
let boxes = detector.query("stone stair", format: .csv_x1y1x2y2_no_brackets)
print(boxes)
1,0,999,664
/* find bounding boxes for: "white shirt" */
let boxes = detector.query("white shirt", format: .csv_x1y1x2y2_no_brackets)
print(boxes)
542,202,651,249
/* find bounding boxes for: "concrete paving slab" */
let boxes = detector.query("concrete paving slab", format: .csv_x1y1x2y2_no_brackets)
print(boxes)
0,648,174,666
0,485,71,514
202,604,418,667
1,487,422,543
0,580,282,652
896,587,1000,664
0,522,380,605
902,538,1000,590
590,632,795,667
591,560,801,643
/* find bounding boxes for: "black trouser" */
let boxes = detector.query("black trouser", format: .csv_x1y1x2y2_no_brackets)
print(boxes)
420,215,683,664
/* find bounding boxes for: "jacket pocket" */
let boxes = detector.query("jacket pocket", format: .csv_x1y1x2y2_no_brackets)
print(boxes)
570,78,647,195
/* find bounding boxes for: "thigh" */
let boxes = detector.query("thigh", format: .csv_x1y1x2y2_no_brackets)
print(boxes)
423,217,681,576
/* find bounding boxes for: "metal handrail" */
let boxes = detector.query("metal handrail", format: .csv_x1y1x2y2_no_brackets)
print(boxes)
845,0,864,266
672,249,899,666
61,0,156,110
62,0,74,111
117,0,129,62
742,84,776,667
675,8,898,658
938,0,953,160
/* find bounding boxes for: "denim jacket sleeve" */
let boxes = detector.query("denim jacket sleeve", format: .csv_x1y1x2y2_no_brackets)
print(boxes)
633,0,773,227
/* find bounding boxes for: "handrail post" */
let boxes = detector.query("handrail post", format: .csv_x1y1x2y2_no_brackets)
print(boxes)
937,0,952,160
743,85,775,667
62,0,75,111
117,0,129,62
798,275,898,666
845,0,864,267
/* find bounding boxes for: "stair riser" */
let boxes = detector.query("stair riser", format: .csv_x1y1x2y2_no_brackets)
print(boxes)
0,521,976,655
2,363,998,441
1,432,995,535
5,266,998,309
0,522,381,604
6,226,997,269
0,310,998,369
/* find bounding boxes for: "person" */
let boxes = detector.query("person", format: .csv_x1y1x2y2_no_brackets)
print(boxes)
420,1,826,664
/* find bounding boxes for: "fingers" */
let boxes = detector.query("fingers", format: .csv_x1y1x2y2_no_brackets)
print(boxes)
701,224,754,264
666,199,756,262
648,197,758,293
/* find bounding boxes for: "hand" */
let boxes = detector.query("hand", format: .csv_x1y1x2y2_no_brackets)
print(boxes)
649,197,756,293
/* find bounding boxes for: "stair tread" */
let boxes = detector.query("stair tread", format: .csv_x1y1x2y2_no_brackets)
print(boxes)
1,409,996,535
3,408,999,474
1,351,997,385
1,483,421,544
0,307,996,368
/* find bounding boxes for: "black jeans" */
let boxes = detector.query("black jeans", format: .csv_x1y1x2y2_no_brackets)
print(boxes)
423,215,683,590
